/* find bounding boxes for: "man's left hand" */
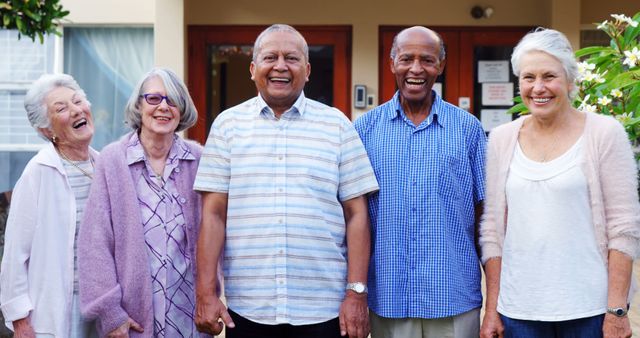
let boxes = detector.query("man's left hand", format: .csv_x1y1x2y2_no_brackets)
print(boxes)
603,313,632,338
339,291,369,338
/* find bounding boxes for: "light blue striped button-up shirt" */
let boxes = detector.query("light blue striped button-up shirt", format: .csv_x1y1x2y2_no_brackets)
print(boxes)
354,91,487,319
194,92,379,325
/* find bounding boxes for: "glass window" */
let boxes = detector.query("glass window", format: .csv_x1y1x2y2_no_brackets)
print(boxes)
64,27,154,149
0,29,55,148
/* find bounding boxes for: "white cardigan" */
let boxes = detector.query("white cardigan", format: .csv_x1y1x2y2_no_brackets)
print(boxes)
0,143,97,337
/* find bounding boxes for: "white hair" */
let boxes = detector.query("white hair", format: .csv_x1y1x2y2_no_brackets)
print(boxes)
123,67,198,132
511,28,579,99
23,73,90,139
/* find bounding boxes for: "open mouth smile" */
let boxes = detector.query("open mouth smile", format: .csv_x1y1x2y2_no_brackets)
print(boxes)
72,118,88,129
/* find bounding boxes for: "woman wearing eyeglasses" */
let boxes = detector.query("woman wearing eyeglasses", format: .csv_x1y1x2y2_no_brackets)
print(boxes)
78,67,210,337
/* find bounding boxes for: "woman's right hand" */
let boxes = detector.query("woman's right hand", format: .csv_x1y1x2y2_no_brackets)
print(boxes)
480,310,504,338
13,318,35,338
106,318,144,338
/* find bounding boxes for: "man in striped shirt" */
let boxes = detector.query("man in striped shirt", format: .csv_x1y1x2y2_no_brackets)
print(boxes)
354,26,487,338
194,24,379,338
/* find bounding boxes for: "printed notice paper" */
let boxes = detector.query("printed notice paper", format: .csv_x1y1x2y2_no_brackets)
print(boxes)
481,109,512,131
482,83,514,106
478,61,509,83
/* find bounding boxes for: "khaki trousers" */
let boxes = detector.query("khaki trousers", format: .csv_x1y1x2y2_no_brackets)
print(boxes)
370,308,480,338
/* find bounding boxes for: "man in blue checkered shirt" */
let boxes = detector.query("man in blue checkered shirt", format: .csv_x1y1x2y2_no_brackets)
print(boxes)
354,26,487,338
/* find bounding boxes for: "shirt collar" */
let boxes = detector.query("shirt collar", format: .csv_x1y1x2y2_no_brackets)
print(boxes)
387,90,447,128
254,91,307,118
125,131,196,166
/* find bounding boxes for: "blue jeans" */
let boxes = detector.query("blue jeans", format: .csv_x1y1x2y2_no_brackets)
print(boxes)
500,314,604,338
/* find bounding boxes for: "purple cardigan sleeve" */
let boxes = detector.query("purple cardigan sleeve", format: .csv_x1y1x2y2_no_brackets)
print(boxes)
78,147,129,334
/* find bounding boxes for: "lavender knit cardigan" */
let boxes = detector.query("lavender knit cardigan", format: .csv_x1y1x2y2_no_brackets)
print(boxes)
479,112,640,265
78,133,203,337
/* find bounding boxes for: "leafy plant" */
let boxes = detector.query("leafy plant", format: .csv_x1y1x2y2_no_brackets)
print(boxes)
508,12,640,147
0,0,69,43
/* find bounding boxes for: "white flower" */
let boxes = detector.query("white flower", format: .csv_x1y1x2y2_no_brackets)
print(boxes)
577,61,596,75
623,47,640,68
611,14,639,27
582,71,596,82
611,89,623,98
583,104,598,113
616,112,632,124
597,96,612,106
597,20,609,30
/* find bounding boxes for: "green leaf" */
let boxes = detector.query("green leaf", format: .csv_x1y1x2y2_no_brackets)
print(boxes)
575,46,610,58
2,14,10,27
609,70,640,89
507,101,528,115
0,3,12,10
15,16,24,32
23,9,41,22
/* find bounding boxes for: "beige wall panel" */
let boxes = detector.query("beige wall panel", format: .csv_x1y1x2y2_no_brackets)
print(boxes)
155,0,184,78
61,0,154,24
185,0,551,117
186,0,549,26
551,0,581,49
581,0,640,25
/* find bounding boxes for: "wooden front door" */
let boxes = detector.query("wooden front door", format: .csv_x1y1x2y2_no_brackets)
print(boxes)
187,25,352,143
379,26,532,131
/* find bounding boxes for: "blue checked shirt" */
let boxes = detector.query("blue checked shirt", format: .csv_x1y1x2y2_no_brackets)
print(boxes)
354,91,486,319
194,92,379,325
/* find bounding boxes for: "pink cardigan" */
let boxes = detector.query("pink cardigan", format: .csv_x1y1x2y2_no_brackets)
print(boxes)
479,112,640,265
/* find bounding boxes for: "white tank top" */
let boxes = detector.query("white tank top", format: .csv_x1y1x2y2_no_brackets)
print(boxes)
498,136,607,321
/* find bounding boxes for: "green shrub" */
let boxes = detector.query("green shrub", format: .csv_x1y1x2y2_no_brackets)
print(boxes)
0,0,69,43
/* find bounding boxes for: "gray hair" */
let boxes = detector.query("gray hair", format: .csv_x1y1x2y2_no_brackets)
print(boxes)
124,67,198,132
23,73,90,139
511,28,579,99
252,24,309,62
390,26,446,61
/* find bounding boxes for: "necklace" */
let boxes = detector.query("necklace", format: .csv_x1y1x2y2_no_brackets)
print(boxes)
540,133,561,162
56,147,94,179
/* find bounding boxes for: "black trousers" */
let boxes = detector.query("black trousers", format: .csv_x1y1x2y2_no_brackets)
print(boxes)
226,309,343,338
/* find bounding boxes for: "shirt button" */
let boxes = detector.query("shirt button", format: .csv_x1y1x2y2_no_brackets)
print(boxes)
175,167,181,173
279,280,284,285
179,197,187,204
279,249,284,254
278,155,283,160
278,219,283,224
278,188,283,192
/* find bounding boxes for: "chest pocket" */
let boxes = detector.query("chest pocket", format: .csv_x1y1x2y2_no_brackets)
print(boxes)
438,151,463,201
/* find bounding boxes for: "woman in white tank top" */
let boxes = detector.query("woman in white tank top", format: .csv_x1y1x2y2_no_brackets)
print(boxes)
479,28,640,338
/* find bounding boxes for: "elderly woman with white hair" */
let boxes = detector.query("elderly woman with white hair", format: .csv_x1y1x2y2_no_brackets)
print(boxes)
0,74,98,337
479,28,640,338
78,67,209,338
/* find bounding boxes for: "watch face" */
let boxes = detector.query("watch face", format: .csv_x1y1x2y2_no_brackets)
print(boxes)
616,309,625,316
354,284,365,293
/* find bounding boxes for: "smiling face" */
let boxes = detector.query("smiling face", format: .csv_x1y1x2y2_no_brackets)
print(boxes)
139,76,181,137
391,27,445,106
250,30,310,115
43,86,94,151
518,51,574,117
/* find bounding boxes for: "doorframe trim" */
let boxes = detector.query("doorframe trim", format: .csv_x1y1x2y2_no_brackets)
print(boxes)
187,25,352,144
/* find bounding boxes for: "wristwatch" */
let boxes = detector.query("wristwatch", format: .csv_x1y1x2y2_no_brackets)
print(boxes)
346,282,368,294
607,305,629,317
